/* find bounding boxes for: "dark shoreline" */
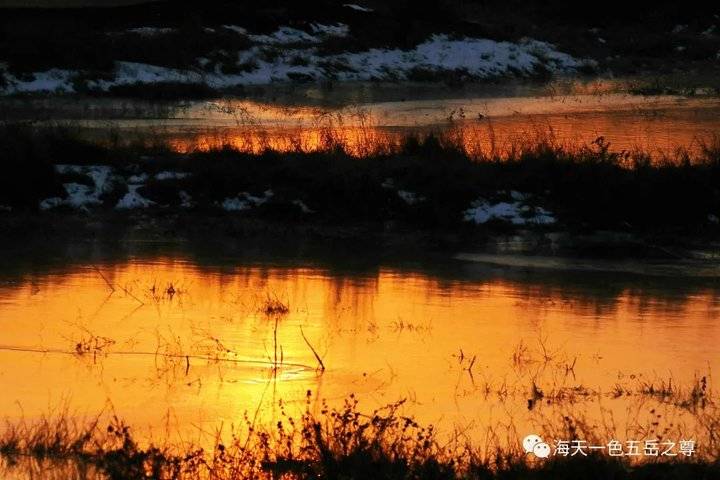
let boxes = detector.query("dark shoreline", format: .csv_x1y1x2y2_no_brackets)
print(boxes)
3,122,720,261
3,211,720,264
2,0,720,98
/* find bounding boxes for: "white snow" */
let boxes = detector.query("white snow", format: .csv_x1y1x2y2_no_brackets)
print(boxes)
248,27,321,45
2,69,75,94
221,197,251,211
222,25,248,35
332,35,585,81
292,199,315,213
381,178,395,189
2,34,589,93
57,164,115,190
40,183,100,210
221,189,274,211
91,62,203,89
397,190,425,205
128,173,149,183
309,23,350,38
463,198,556,225
155,171,190,180
127,27,175,36
672,24,688,34
40,165,122,211
62,183,105,208
343,3,373,12
115,184,155,209
50,165,117,210
179,190,195,208
39,197,65,210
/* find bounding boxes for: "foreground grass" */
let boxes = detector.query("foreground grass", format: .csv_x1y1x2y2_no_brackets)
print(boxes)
1,123,720,237
1,394,719,480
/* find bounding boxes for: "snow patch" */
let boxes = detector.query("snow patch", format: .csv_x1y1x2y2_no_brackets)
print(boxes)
115,185,155,209
127,27,175,36
39,197,65,210
310,23,350,38
62,183,105,208
221,197,251,211
128,173,149,183
463,198,556,225
2,69,75,94
179,190,195,208
155,171,190,180
222,25,248,35
332,35,586,81
672,24,688,34
343,3,373,12
292,199,315,213
241,24,348,45
3,34,589,93
248,27,321,45
40,165,121,211
221,189,274,211
397,190,425,205
92,62,203,89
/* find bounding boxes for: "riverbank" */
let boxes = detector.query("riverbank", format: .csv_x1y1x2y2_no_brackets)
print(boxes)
1,0,719,98
2,123,720,248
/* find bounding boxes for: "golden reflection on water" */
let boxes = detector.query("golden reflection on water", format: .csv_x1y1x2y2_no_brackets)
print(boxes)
163,97,720,158
60,93,720,158
1,259,719,448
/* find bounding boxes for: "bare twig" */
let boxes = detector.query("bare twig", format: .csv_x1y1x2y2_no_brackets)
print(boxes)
300,326,326,373
93,266,115,293
92,266,144,305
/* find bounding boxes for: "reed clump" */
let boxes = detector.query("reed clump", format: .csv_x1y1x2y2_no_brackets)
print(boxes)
2,392,720,480
3,123,720,235
259,293,290,316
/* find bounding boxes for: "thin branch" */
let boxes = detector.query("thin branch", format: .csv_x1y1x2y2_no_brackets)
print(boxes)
300,326,325,373
93,266,115,293
93,266,144,305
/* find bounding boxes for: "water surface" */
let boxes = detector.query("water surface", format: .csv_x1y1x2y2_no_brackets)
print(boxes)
4,84,720,157
1,246,718,449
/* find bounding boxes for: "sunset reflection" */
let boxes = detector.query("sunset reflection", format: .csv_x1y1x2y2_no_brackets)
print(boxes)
1,258,718,448
154,95,720,159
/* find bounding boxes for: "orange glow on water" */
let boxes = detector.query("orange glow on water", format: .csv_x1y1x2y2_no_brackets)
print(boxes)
1,258,718,448
158,95,720,158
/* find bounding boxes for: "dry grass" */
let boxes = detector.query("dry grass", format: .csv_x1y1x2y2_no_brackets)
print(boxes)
1,391,719,480
258,293,290,317
4,122,720,235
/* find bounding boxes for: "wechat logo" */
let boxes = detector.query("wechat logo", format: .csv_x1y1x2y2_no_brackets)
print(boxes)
523,434,551,458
